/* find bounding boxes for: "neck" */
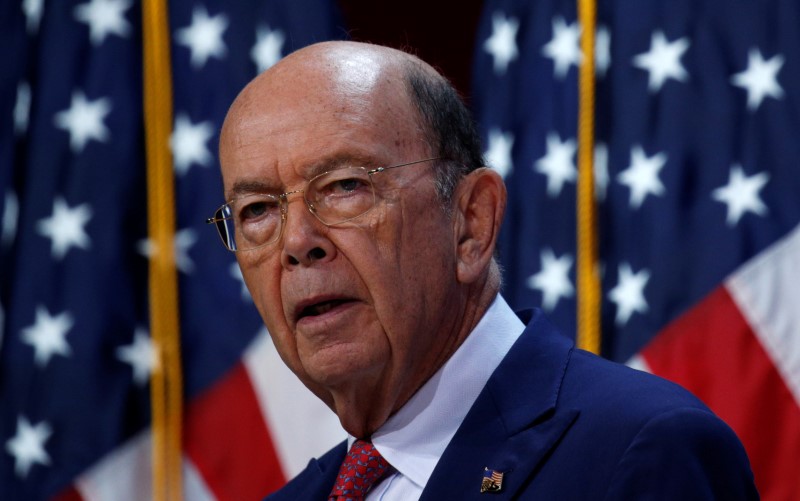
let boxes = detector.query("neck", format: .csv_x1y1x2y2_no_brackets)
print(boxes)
334,265,501,437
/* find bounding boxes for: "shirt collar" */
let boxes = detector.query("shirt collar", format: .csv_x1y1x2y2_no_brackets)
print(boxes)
358,294,524,489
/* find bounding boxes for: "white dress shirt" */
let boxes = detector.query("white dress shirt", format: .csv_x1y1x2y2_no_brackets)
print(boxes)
357,294,525,500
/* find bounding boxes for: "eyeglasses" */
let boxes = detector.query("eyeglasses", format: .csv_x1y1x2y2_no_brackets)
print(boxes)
206,157,439,252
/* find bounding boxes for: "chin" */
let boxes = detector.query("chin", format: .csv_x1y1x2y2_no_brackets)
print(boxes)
305,362,360,388
304,350,382,392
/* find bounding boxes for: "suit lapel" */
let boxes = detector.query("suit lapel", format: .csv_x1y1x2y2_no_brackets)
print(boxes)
273,441,345,500
420,310,579,500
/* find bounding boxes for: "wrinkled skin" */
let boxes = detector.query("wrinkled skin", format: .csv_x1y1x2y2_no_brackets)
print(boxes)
219,41,505,437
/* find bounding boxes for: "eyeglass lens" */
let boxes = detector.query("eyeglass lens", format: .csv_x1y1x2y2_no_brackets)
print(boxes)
220,167,377,251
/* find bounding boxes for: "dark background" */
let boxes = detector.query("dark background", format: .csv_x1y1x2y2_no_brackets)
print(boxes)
338,0,486,101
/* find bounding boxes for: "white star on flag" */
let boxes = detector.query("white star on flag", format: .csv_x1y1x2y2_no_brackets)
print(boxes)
483,12,519,75
541,16,582,79
53,91,112,153
594,143,609,201
609,263,651,326
230,262,252,302
14,82,31,135
2,191,19,248
36,197,93,259
712,165,770,226
74,0,132,46
175,6,229,69
617,145,667,209
595,26,611,77
527,249,574,311
5,416,52,478
116,329,158,386
21,306,74,368
137,228,197,274
632,31,690,92
170,113,214,175
535,132,577,197
731,48,785,112
22,0,44,33
251,25,285,73
485,128,514,178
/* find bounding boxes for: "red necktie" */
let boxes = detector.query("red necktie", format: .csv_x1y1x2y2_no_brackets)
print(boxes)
329,439,391,500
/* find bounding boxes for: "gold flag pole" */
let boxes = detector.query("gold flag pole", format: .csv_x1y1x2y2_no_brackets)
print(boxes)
142,1,184,499
576,0,602,354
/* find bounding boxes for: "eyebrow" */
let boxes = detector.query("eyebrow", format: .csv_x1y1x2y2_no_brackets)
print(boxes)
305,152,382,177
227,179,278,201
227,152,384,200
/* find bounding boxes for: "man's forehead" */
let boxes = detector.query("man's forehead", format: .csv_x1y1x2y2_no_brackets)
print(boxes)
223,51,407,145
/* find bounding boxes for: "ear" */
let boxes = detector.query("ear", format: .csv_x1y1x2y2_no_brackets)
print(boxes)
453,168,507,284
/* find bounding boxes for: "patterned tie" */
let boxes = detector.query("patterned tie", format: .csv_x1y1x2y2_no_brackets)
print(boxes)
329,439,391,500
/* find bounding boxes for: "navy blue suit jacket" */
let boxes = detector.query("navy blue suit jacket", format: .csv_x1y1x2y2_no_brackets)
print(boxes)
267,309,758,500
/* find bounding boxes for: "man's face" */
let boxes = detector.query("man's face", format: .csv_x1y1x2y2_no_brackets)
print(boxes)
219,51,465,433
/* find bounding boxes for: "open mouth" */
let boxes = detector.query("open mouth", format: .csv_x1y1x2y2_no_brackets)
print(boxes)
298,299,351,320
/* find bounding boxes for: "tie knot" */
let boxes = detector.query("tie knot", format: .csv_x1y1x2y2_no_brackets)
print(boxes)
329,439,391,500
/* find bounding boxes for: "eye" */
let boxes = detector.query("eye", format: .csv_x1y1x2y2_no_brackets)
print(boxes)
315,169,372,198
331,177,368,193
237,197,280,222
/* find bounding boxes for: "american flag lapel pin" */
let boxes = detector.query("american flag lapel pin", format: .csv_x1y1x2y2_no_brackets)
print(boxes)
480,467,504,493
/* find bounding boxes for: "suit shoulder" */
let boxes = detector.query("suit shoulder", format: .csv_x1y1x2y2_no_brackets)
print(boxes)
603,406,758,499
555,350,757,497
562,347,710,417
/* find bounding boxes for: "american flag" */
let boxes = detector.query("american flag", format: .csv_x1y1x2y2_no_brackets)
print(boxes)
0,1,345,499
480,468,503,493
473,0,800,499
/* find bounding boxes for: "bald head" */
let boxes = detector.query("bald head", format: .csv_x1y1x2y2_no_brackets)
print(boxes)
222,42,424,159
221,41,485,205
263,41,416,100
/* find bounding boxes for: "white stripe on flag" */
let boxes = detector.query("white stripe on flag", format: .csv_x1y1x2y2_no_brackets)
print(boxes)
74,431,151,501
726,222,800,408
626,354,652,373
183,457,216,501
243,327,345,478
74,430,216,501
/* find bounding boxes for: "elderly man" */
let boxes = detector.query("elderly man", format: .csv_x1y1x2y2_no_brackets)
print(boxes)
210,41,757,500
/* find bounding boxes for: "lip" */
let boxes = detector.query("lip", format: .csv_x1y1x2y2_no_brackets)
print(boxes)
293,294,358,328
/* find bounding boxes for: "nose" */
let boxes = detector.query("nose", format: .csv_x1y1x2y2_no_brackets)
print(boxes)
280,194,336,269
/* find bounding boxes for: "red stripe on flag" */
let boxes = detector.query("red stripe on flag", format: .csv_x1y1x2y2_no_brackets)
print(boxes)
641,286,800,501
51,485,84,501
184,362,286,501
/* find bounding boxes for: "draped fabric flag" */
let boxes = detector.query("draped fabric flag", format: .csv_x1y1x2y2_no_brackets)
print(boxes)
0,1,345,500
473,0,800,499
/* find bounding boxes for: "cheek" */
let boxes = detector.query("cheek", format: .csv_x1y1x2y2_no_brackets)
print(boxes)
241,261,307,373
359,204,454,323
238,256,286,328
395,202,453,271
